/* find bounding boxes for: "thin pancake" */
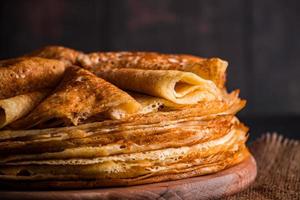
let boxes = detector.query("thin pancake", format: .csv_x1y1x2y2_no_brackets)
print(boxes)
0,57,65,99
9,66,141,129
92,68,221,104
0,91,48,129
78,52,228,88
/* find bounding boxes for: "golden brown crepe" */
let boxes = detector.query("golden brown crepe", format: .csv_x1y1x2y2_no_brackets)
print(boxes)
0,91,48,129
0,57,65,99
27,45,83,66
9,66,141,129
90,68,221,104
78,52,228,88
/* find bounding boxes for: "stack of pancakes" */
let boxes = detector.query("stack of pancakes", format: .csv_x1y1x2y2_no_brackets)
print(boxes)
0,46,250,189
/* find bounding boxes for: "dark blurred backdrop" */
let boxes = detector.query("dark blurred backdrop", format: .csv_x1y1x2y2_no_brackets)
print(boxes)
0,0,299,138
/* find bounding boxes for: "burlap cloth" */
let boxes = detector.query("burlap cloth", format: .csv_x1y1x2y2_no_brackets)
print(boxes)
226,133,300,200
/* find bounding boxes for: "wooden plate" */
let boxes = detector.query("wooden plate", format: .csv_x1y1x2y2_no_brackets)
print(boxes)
0,155,256,200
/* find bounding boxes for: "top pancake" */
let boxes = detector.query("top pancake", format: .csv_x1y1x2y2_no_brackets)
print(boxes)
78,52,228,88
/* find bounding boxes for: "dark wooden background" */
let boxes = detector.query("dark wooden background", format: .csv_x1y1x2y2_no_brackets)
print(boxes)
0,0,300,137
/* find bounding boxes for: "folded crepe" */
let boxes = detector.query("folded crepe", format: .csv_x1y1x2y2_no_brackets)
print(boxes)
9,66,141,129
78,52,228,88
0,91,48,129
0,57,65,99
91,68,221,104
27,46,83,66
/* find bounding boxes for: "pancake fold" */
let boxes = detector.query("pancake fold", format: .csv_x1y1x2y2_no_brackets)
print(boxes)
9,66,141,129
78,52,228,88
0,91,48,129
93,68,221,104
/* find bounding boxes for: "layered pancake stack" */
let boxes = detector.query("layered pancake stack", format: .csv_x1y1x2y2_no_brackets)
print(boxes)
0,46,250,188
